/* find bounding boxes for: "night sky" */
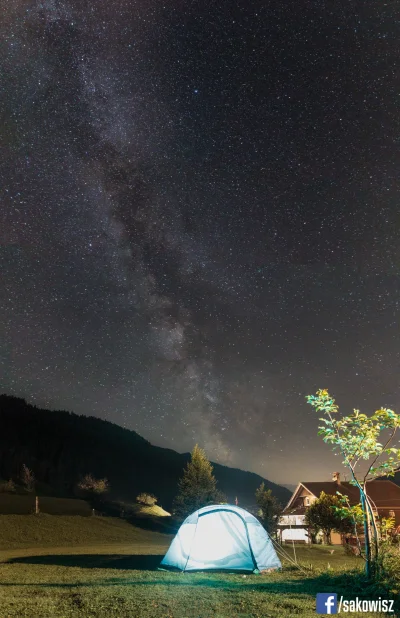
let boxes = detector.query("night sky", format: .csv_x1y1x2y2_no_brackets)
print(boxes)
1,1,399,485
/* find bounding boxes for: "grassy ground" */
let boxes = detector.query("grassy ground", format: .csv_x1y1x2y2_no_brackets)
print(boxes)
0,514,167,549
0,515,397,617
128,503,171,517
0,494,92,515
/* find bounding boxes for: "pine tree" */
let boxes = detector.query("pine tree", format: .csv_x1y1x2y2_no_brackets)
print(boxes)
172,444,226,519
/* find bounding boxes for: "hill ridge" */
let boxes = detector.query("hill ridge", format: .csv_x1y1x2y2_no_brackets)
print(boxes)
0,394,290,508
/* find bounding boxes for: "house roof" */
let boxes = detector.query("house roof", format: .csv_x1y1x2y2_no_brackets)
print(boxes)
284,480,400,512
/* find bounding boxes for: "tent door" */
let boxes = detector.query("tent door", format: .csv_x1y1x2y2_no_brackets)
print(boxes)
185,510,255,571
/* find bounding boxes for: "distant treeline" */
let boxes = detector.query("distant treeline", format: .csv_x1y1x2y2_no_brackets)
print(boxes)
0,395,291,509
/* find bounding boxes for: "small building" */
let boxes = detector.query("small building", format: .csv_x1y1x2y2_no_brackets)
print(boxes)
278,473,400,545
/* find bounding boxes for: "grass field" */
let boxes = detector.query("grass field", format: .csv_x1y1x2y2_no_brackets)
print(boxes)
0,494,93,516
0,515,397,617
0,514,168,550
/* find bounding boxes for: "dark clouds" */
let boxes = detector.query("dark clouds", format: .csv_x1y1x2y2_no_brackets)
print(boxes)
1,0,399,483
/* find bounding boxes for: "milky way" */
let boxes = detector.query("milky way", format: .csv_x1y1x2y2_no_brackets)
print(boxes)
1,0,399,483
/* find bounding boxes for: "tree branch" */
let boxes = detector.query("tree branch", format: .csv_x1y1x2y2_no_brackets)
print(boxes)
364,427,397,483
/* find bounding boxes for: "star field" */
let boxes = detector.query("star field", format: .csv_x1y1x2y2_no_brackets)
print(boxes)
1,0,399,484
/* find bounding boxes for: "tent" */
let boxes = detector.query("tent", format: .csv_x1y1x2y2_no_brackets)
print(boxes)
159,504,281,573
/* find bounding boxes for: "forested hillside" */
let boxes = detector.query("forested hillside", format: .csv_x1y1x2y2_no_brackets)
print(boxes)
0,395,290,509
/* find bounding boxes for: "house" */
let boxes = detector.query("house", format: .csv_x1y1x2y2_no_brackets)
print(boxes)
278,473,400,544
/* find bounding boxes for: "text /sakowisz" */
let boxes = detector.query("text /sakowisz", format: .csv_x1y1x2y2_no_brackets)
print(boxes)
339,598,395,613
316,593,395,614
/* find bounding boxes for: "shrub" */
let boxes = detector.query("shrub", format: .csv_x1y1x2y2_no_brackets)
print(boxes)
76,474,109,497
0,479,16,494
136,493,158,506
376,542,400,597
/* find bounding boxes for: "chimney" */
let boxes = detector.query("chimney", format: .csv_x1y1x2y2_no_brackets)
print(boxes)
332,472,341,485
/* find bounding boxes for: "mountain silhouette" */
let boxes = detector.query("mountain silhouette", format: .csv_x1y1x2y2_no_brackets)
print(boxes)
0,394,290,509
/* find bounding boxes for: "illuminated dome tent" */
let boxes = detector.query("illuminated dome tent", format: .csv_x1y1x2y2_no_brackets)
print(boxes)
159,504,281,573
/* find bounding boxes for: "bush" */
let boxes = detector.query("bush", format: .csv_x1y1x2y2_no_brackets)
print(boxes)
76,474,109,497
136,493,158,506
0,479,16,494
376,542,400,597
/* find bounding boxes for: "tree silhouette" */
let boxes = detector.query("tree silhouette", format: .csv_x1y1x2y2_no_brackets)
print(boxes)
173,444,226,519
255,482,282,537
21,464,35,493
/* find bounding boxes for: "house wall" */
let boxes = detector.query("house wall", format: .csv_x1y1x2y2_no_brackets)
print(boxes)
280,515,306,526
280,527,342,545
281,527,310,543
331,532,342,545
296,487,318,507
377,508,400,526
284,485,348,545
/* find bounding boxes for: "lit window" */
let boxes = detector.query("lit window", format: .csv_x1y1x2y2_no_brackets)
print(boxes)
389,510,395,518
304,497,310,506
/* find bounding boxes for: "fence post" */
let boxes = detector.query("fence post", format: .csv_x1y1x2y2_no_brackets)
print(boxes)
35,496,40,514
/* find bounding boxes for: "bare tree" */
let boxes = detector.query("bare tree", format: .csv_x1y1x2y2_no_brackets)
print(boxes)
21,464,35,492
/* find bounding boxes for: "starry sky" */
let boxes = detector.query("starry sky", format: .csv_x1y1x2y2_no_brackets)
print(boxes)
1,0,399,485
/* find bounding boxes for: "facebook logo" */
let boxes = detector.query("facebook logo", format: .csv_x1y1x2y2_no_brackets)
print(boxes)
316,593,337,614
